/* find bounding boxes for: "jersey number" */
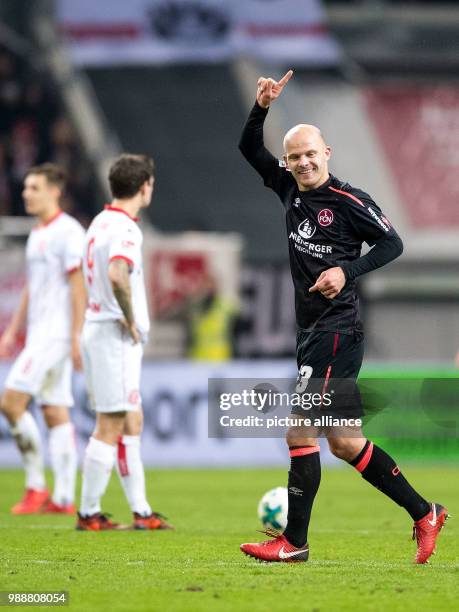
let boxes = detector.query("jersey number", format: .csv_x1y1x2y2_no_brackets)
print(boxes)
296,365,313,394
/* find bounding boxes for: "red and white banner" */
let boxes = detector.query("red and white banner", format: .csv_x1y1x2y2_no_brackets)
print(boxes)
237,0,341,66
57,0,341,66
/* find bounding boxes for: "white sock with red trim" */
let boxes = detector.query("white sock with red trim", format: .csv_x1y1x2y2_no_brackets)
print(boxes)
80,437,115,517
10,412,46,491
48,422,78,506
116,435,152,517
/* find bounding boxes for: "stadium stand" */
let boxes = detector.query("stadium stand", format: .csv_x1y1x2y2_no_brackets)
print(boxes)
365,85,459,228
86,65,288,263
0,44,99,223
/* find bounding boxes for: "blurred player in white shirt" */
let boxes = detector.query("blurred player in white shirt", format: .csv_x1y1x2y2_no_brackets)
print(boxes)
0,163,86,514
77,154,172,531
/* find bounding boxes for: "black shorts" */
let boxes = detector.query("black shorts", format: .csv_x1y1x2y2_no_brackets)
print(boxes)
292,329,364,420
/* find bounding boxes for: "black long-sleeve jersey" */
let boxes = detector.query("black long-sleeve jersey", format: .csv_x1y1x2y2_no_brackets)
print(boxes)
239,102,404,334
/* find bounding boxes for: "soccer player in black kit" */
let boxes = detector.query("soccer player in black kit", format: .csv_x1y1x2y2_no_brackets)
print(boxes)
239,70,449,564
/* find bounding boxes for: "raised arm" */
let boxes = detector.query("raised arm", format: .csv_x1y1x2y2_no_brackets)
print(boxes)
0,286,29,358
238,70,293,181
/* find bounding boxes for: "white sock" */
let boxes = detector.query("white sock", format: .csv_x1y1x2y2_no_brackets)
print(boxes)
80,437,115,517
48,422,78,506
10,412,46,491
116,435,152,516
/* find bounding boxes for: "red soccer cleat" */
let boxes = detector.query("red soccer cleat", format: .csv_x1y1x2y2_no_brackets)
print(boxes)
413,503,450,564
11,488,50,515
41,499,76,515
240,529,309,563
133,512,174,530
76,512,127,531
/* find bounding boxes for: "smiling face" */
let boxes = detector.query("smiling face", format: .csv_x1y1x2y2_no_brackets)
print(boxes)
283,124,331,192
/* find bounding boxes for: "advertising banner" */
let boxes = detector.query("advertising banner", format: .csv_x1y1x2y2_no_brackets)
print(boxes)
0,361,456,467
0,360,310,468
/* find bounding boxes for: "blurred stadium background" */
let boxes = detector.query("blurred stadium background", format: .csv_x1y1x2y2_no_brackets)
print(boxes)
0,0,458,469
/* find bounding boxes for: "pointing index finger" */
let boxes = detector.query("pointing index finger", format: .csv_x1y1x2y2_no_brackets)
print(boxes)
278,70,293,87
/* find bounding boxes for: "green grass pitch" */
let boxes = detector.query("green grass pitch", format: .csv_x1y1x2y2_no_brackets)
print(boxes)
1,465,457,611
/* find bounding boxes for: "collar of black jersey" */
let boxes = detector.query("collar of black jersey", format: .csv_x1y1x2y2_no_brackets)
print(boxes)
297,174,335,198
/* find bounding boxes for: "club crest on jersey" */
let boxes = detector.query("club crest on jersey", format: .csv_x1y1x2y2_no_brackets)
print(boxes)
293,197,301,207
318,209,333,227
298,217,316,239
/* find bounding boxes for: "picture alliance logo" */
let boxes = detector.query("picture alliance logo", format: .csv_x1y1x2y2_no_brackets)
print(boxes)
298,217,316,239
318,209,334,227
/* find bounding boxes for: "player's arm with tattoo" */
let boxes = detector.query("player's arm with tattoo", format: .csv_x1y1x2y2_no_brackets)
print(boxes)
108,258,140,343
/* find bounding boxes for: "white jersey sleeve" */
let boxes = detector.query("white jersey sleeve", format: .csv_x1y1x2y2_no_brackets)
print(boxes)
108,226,142,270
64,224,85,273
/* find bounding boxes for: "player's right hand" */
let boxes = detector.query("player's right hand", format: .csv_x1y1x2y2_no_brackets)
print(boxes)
257,70,293,109
121,319,140,344
309,267,346,299
71,336,83,371
0,328,16,359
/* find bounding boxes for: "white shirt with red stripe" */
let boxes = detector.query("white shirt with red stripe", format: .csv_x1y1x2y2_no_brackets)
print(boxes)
83,205,149,335
26,210,85,344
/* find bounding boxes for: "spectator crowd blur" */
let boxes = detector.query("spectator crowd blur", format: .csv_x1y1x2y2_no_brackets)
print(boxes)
0,44,98,224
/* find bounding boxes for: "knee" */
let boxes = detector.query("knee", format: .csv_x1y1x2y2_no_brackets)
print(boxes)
0,391,24,424
285,426,317,449
94,412,126,445
123,410,143,436
42,406,70,429
0,392,13,416
0,395,7,416
328,438,361,462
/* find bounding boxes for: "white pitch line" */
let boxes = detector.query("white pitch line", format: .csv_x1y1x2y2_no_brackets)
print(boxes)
126,561,145,565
